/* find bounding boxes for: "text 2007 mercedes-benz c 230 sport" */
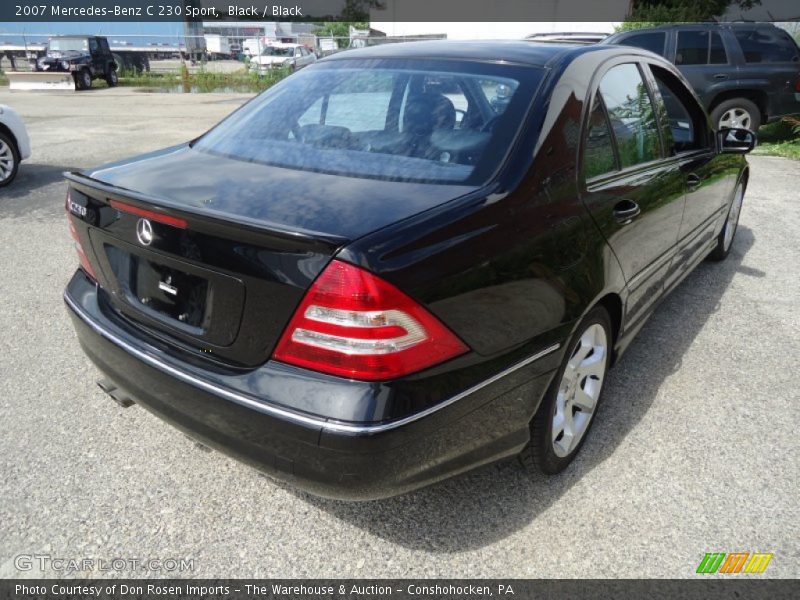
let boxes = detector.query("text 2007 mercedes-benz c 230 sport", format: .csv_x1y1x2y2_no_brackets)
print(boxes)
64,41,754,499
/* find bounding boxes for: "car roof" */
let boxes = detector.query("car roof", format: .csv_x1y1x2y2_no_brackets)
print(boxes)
322,39,626,67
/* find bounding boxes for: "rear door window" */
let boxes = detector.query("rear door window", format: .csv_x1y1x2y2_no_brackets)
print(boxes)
734,27,799,63
709,32,727,64
618,32,666,56
598,63,662,168
676,31,728,65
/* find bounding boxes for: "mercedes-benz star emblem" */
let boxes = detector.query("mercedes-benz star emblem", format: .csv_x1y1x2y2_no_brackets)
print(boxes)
136,218,153,246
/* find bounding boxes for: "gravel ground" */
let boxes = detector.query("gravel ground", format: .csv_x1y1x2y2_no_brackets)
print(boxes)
0,88,798,579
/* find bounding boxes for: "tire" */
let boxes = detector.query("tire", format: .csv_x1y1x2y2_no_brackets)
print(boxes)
708,180,746,261
522,306,612,475
0,132,20,188
75,69,92,91
106,67,118,87
710,98,760,132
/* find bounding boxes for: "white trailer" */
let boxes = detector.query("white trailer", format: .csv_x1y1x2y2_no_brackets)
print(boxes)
242,38,264,57
204,34,230,58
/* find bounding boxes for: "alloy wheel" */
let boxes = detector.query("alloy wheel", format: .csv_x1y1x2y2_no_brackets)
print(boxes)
719,107,752,130
552,323,608,457
0,139,15,183
723,185,744,252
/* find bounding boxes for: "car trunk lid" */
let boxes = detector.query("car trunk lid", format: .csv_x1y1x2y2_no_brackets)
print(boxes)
65,145,475,367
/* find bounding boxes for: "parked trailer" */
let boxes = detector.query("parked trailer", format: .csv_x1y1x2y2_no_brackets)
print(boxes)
0,25,205,87
1,41,150,76
204,34,231,59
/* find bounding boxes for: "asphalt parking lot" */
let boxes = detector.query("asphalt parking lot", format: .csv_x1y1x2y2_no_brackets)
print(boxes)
0,87,798,579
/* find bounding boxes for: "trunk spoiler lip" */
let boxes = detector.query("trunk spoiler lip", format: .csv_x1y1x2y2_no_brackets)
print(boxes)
63,170,350,248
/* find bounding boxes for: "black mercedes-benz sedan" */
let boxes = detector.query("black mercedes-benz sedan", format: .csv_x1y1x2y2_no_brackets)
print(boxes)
64,41,754,500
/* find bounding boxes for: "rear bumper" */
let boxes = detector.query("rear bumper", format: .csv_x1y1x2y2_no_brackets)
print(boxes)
65,271,558,500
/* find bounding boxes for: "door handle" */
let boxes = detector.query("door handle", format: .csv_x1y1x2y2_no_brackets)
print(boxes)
686,173,702,190
713,73,728,80
613,200,641,225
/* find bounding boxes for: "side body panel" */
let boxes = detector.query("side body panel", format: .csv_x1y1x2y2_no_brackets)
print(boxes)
341,49,630,377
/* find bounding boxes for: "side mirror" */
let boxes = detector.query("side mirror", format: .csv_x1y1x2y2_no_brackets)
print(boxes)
718,127,756,154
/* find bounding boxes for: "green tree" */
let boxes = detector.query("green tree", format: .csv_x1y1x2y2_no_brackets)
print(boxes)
340,0,385,21
617,0,760,31
314,21,369,48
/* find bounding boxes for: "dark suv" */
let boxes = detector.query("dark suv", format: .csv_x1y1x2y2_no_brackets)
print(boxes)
603,23,800,131
37,36,118,90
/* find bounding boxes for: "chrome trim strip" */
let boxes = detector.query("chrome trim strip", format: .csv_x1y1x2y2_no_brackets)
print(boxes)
327,342,561,434
65,291,560,435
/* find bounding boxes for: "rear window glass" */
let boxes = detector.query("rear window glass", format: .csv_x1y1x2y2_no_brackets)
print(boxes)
676,31,728,65
48,38,88,52
194,59,542,185
619,32,666,56
734,27,799,63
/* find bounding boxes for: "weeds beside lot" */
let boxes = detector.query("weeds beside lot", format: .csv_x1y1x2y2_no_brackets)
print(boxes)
117,64,290,93
755,116,800,161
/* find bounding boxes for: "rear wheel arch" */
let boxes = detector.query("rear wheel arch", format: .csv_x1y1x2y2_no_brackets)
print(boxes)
563,292,624,367
592,293,623,363
709,90,768,123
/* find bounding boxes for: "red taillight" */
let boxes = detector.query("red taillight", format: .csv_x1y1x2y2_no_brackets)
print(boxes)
65,190,97,281
272,260,469,381
795,76,800,93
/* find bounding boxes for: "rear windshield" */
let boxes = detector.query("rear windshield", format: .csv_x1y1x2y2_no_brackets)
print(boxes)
262,46,294,56
49,38,88,52
194,58,543,184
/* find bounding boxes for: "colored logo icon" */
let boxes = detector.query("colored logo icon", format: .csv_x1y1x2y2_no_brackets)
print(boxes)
697,552,773,574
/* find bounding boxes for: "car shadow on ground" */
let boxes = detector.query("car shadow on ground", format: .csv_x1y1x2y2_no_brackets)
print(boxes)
292,226,760,552
0,164,73,216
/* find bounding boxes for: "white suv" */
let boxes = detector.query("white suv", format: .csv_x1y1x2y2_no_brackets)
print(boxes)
0,105,31,187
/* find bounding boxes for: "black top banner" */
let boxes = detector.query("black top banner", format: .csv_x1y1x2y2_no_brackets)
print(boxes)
2,0,797,23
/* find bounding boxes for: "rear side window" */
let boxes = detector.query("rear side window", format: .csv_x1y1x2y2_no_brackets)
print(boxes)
676,31,728,65
583,96,617,179
734,27,799,63
598,63,662,168
618,32,666,56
